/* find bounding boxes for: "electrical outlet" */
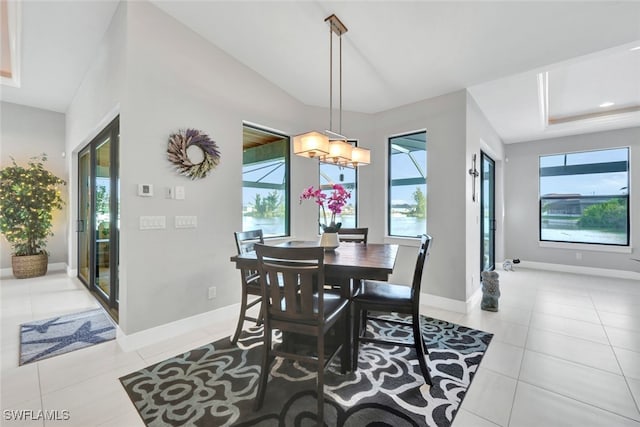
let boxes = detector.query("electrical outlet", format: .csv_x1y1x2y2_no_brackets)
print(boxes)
208,286,217,299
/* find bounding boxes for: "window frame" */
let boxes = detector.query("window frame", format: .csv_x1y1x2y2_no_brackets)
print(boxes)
318,139,359,231
538,147,630,247
387,130,427,239
241,123,291,238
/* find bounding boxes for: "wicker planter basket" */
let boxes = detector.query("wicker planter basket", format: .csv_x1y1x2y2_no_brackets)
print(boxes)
11,253,48,279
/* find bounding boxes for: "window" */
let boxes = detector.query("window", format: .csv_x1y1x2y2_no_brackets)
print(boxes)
319,140,358,230
242,124,290,237
388,131,427,237
539,147,629,246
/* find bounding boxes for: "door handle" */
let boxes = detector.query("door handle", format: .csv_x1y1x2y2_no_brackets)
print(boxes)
77,220,85,232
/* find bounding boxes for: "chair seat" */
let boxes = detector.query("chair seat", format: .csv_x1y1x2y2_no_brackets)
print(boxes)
275,293,349,326
353,280,412,305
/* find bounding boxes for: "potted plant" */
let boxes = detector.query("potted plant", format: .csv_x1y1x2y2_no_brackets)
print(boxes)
299,184,351,249
0,154,65,278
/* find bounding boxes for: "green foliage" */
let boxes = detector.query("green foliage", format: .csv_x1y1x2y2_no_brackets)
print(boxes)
252,191,283,218
96,185,109,215
409,187,426,218
0,155,66,256
578,198,627,230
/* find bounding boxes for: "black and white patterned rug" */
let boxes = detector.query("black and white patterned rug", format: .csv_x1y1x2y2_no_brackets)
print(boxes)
20,308,116,365
120,314,492,426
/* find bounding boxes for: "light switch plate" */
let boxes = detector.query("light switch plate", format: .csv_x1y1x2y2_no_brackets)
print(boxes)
175,186,185,200
140,216,166,230
138,184,153,197
175,215,197,229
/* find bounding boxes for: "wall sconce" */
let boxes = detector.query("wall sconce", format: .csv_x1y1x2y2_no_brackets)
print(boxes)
469,153,479,202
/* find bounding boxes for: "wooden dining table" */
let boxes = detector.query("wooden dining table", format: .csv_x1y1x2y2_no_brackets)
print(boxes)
229,241,399,369
230,241,398,297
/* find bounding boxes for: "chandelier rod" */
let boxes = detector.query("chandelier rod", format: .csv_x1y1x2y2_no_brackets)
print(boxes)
329,23,333,133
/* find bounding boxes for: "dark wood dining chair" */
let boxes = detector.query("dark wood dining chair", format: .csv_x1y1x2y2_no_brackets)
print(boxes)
231,230,265,344
253,243,349,425
351,234,433,385
325,227,369,291
337,227,368,244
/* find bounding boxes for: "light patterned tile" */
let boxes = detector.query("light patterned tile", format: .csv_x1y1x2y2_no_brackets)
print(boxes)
526,328,621,374
458,368,517,426
520,350,640,421
510,381,640,427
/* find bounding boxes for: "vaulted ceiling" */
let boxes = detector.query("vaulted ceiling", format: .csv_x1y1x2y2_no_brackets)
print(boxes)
1,1,639,143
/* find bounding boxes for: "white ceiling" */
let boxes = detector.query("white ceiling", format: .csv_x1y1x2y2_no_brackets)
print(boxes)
2,1,639,143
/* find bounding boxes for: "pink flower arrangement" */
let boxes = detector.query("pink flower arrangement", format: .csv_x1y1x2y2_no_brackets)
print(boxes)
300,184,351,232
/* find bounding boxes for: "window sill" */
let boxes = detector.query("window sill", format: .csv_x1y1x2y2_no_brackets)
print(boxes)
384,236,422,247
539,241,632,254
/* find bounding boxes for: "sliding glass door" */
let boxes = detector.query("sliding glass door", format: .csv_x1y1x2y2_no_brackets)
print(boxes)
77,117,119,314
480,151,495,272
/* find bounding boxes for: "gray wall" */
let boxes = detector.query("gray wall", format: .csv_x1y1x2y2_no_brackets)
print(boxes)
466,93,505,299
505,127,639,272
369,91,469,302
0,102,67,270
62,1,503,333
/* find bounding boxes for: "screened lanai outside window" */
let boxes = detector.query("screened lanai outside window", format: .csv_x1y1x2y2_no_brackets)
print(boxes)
319,140,357,231
540,147,629,246
242,125,290,237
388,131,427,237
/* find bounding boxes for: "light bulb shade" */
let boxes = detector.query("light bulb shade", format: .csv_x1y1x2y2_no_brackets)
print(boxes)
350,146,371,166
293,131,330,158
326,140,353,163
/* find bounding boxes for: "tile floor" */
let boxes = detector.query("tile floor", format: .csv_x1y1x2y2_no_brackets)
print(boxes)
1,268,639,426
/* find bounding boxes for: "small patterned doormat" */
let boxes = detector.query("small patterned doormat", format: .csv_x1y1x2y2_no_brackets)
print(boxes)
20,308,116,365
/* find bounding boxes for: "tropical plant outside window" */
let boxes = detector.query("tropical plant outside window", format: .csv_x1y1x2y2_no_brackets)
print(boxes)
388,131,427,237
319,140,357,231
242,125,290,237
539,147,629,246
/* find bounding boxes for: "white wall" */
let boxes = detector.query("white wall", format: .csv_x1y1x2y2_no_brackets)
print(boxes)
65,2,127,276
504,127,639,272
62,1,504,334
367,91,469,303
118,2,330,333
0,102,67,270
466,93,505,300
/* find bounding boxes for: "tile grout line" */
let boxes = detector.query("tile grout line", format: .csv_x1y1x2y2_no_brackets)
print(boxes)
593,292,640,417
36,363,45,427
504,286,535,427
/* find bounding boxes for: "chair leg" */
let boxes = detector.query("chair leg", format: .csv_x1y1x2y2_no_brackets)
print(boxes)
253,326,272,411
340,314,348,375
317,333,325,426
352,305,361,371
361,308,368,332
412,311,432,386
231,286,249,344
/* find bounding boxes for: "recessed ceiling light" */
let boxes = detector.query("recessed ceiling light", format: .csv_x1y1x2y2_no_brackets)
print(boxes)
630,46,640,51
599,101,615,108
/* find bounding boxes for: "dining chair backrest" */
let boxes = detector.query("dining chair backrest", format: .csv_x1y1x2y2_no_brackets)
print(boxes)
255,244,325,323
234,229,264,255
337,227,368,244
411,234,432,301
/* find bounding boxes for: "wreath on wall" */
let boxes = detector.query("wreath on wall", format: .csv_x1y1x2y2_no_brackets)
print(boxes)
167,129,221,180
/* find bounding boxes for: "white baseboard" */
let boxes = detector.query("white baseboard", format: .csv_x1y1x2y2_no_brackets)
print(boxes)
421,290,479,314
1,262,68,278
519,260,640,280
117,303,240,352
465,286,483,312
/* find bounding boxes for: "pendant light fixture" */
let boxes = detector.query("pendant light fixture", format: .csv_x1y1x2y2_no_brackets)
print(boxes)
293,14,370,167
